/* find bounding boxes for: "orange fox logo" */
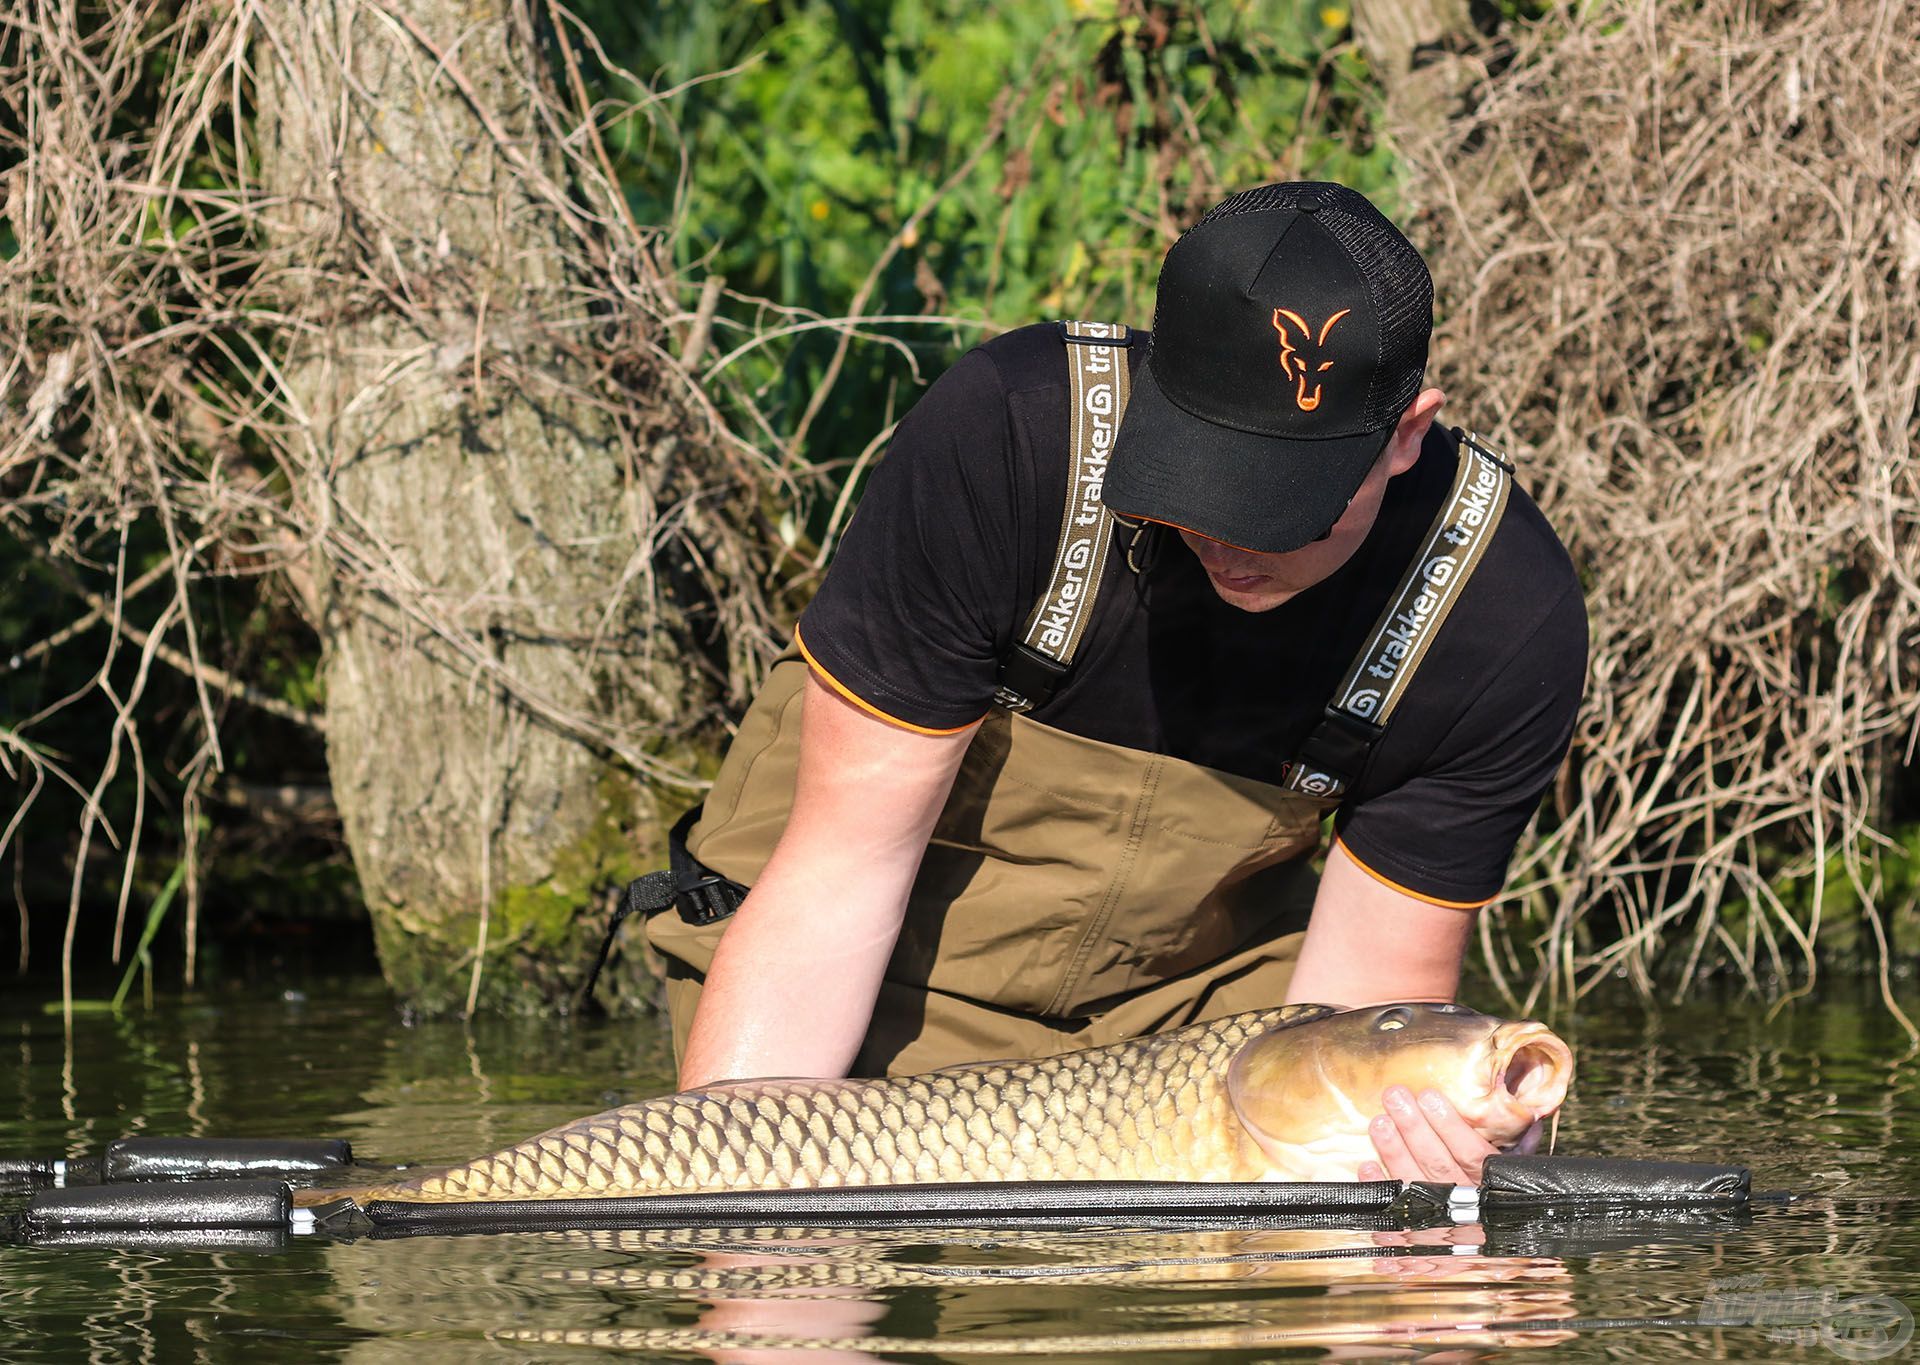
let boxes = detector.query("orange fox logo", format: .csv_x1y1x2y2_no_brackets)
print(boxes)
1271,307,1351,412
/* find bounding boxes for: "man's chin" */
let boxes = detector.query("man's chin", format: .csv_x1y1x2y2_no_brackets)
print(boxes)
1207,577,1297,612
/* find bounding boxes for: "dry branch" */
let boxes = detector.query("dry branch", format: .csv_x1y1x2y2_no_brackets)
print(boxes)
1396,0,1920,1011
0,0,855,1008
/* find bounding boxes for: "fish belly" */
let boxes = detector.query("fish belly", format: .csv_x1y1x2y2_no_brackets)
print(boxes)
356,1007,1309,1203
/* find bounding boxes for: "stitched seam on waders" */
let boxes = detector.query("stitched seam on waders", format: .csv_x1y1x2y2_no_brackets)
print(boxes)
989,763,1318,851
1045,754,1163,1017
985,758,1296,839
976,769,1123,813
1141,821,1314,852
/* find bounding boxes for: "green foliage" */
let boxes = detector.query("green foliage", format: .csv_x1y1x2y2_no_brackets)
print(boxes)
1722,825,1920,972
579,0,1395,508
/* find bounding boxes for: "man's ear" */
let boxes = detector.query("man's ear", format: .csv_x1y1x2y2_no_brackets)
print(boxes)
1386,388,1446,477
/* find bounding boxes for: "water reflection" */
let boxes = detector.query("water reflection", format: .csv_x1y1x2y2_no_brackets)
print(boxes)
5,980,1920,1362
328,991,675,1175
324,1222,1577,1361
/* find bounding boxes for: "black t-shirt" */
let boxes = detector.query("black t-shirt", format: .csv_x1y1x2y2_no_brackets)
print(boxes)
798,324,1586,906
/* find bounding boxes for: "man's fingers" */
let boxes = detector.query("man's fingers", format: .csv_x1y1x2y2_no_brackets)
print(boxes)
1412,1087,1503,1180
1385,1086,1473,1182
1368,1106,1443,1182
1367,1086,1505,1183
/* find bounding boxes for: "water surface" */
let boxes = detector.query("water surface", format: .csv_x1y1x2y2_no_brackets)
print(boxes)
5,973,1918,1362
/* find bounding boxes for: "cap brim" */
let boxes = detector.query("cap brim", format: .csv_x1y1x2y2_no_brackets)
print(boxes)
1104,361,1393,553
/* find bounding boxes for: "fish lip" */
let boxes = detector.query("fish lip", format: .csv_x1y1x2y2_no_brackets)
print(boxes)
1487,1022,1575,1120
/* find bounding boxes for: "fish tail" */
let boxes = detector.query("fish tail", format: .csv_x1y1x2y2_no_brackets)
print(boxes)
289,1169,453,1209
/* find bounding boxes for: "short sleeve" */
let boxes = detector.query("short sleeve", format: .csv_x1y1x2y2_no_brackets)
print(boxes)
1333,579,1587,906
796,347,1030,732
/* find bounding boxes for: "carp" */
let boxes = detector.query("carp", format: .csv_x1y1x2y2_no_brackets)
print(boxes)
298,1003,1572,1207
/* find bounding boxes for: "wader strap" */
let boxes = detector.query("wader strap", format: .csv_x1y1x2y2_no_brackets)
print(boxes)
1282,430,1514,800
993,320,1134,713
579,806,748,1006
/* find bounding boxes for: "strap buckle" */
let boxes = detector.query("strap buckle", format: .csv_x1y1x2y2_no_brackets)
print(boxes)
1287,706,1386,800
1302,705,1386,772
1055,319,1133,347
674,874,741,927
663,805,746,926
576,807,748,1009
993,642,1073,714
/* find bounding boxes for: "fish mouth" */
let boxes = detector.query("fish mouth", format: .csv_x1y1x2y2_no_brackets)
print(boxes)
1488,1024,1575,1120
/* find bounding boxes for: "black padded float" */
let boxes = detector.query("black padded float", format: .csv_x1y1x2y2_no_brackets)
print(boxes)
3,1144,1769,1247
101,1137,352,1182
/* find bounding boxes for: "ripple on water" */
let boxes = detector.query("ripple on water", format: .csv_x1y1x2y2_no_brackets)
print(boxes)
4,978,1919,1363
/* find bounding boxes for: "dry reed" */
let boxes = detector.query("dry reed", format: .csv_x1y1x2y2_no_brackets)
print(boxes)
1397,0,1920,1019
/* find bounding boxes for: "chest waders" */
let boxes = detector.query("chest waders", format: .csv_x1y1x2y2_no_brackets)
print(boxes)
644,322,1513,1076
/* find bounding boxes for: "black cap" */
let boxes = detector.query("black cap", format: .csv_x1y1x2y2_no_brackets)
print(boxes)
1103,182,1432,553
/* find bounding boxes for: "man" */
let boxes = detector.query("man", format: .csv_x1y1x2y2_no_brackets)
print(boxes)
643,183,1586,1183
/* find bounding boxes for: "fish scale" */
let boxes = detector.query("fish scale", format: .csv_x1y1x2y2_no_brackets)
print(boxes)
324,1006,1323,1205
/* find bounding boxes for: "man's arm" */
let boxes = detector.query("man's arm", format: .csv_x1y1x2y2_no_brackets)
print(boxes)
1283,839,1477,1008
677,670,978,1089
1286,840,1516,1183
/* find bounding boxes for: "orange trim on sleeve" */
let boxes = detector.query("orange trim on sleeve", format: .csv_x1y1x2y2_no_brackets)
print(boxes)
793,626,982,737
1334,837,1493,911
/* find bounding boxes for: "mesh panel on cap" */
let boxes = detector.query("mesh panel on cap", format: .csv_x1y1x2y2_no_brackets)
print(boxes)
1315,203,1431,427
1193,183,1310,221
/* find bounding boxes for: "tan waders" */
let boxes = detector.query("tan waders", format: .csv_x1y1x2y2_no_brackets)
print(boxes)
646,658,1328,1075
643,322,1512,1077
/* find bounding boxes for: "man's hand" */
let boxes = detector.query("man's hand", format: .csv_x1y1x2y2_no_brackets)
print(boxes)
1357,1086,1543,1183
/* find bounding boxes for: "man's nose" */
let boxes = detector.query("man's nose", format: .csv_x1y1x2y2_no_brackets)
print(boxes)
1195,543,1253,571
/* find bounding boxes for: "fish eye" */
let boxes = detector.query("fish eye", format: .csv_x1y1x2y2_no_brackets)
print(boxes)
1375,1006,1414,1031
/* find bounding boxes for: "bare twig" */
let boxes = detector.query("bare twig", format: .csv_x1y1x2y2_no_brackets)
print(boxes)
0,0,904,998
1400,0,1920,1002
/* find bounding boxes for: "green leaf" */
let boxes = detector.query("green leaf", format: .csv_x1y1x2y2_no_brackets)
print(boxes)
42,999,119,1015
109,861,189,1013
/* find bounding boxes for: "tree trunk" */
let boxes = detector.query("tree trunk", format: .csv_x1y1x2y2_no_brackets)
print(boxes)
252,0,733,1012
1352,0,1479,133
